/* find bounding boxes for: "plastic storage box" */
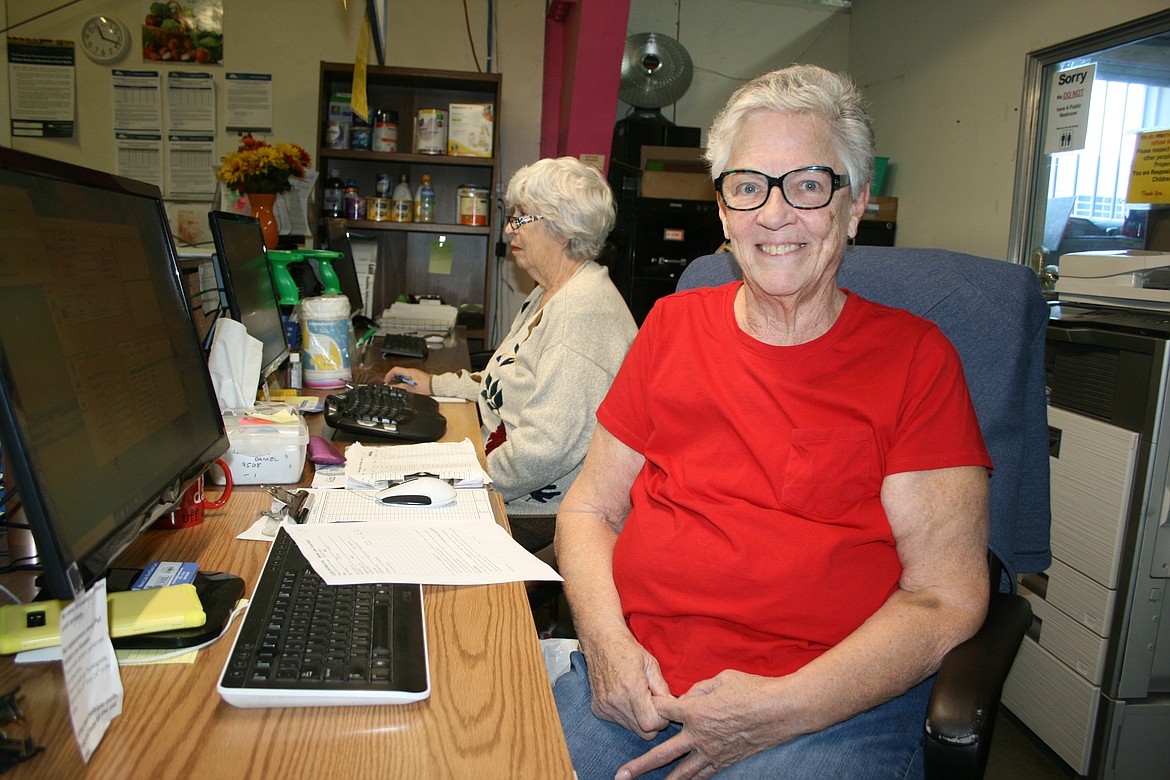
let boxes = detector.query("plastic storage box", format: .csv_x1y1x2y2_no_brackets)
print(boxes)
211,405,309,485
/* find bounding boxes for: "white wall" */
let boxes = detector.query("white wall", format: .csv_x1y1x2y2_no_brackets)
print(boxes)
0,0,546,190
623,0,1166,260
622,0,851,141
849,0,1168,260
7,2,1165,289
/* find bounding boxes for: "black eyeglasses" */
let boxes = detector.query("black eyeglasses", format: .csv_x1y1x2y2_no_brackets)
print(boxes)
505,214,544,230
714,166,850,211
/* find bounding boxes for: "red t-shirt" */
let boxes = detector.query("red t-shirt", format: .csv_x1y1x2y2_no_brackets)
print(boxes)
598,283,991,694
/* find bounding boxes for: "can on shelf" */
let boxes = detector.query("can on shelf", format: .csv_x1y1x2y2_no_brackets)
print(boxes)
458,185,490,226
350,122,372,151
375,173,392,197
372,109,398,152
369,197,392,221
415,108,447,155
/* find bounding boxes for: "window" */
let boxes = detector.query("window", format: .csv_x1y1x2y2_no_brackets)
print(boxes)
1007,11,1170,285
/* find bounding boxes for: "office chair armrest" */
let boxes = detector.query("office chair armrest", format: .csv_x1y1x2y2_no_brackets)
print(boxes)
923,593,1032,780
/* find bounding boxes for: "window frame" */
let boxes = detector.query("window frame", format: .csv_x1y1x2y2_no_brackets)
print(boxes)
1007,9,1170,271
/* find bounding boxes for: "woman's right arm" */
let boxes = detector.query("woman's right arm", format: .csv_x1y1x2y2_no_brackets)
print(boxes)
555,424,672,740
384,366,482,401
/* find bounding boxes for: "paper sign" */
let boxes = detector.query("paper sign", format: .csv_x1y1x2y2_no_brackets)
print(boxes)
60,579,124,763
1044,63,1095,155
1127,129,1170,205
429,236,454,275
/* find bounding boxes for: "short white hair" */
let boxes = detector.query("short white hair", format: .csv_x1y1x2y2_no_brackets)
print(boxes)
705,64,874,196
506,157,616,261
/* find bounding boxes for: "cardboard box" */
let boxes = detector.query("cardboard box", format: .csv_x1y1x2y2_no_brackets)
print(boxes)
863,196,897,223
447,103,494,157
640,146,715,201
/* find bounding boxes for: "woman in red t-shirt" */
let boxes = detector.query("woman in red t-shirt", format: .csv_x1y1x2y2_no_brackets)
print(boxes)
553,64,992,780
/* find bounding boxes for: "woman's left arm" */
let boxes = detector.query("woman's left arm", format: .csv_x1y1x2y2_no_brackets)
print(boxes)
619,465,990,780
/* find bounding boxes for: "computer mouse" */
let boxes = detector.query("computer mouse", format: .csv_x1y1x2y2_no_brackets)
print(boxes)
376,477,456,507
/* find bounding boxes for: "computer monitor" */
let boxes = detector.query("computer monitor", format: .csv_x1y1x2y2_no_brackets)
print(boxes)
323,218,366,319
207,211,290,384
0,146,229,600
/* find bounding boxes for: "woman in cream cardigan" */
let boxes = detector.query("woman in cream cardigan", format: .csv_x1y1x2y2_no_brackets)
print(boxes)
386,156,638,553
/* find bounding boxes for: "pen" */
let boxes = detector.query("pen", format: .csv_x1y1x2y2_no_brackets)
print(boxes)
356,326,378,348
390,374,417,386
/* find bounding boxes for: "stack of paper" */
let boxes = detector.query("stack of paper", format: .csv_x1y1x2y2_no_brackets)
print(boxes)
341,439,491,488
378,301,458,335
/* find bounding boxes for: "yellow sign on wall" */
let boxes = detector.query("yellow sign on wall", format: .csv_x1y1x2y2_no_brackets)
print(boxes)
1128,130,1170,205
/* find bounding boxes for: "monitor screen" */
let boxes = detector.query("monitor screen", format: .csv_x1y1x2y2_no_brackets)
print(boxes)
0,146,228,600
324,218,366,318
207,211,289,383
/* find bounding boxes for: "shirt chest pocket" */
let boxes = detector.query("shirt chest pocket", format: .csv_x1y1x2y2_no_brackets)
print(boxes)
782,428,880,519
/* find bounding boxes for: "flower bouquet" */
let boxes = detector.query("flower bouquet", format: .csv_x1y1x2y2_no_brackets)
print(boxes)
215,133,311,195
216,133,311,248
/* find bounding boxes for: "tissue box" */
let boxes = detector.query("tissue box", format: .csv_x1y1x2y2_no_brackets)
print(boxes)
211,405,309,485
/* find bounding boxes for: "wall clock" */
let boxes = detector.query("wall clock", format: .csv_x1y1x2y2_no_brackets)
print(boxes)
80,16,131,64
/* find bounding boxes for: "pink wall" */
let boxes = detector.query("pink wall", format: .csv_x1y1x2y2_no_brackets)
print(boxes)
540,0,631,173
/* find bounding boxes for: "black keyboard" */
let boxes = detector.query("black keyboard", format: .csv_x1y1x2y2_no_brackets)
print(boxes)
380,333,429,359
324,383,447,442
217,527,429,707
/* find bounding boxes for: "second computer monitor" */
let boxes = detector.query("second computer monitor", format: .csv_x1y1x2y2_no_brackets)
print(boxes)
324,218,366,319
208,211,289,383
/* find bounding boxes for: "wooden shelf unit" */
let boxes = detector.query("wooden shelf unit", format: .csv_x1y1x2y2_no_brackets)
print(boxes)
315,63,502,340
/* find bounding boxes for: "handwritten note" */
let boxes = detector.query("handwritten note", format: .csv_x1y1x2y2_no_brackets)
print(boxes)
60,579,124,762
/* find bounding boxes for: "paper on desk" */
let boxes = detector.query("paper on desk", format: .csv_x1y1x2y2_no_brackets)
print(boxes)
60,579,123,763
305,485,496,524
235,486,497,540
311,464,347,488
285,520,563,585
343,439,492,488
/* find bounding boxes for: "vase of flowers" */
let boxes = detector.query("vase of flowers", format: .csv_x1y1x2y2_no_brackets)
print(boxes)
216,133,311,249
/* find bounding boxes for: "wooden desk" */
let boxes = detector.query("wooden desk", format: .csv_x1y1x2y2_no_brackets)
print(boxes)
1,402,572,779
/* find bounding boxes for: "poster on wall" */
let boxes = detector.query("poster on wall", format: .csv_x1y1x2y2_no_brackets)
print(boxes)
1044,63,1096,155
1126,130,1170,206
141,0,223,65
7,38,75,138
224,73,274,132
165,72,216,199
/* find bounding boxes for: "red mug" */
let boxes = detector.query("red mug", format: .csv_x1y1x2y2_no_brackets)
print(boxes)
155,459,233,530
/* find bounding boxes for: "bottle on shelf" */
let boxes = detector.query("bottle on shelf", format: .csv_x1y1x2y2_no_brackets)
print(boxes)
322,169,345,218
414,174,436,224
391,174,413,223
344,178,366,220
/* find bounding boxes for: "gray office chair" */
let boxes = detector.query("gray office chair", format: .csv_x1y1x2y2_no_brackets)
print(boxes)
676,245,1052,780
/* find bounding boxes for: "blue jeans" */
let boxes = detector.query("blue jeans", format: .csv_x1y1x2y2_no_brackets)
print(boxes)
553,651,930,780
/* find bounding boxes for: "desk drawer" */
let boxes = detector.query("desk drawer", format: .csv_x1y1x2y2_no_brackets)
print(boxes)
1048,406,1139,589
1003,635,1099,776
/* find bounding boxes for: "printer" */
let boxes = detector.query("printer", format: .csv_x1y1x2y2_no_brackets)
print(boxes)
1055,249,1170,309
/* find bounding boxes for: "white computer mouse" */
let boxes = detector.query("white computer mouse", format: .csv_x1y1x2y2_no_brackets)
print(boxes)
376,477,456,507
